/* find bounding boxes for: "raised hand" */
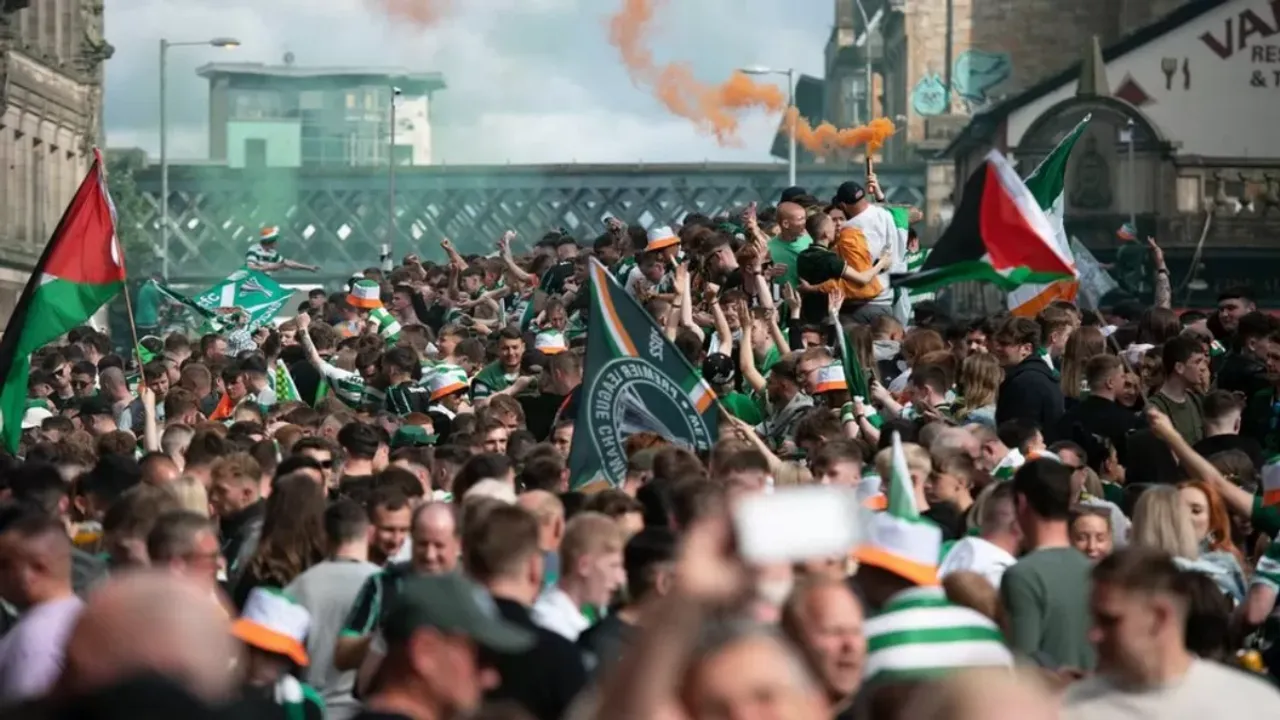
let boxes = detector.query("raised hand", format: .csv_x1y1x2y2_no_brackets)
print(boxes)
827,288,846,317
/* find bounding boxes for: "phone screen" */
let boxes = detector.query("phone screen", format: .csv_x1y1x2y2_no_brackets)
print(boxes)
733,486,864,564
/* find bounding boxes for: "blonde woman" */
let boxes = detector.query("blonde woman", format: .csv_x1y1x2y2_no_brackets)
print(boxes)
1131,485,1243,602
1058,327,1106,403
954,353,1002,428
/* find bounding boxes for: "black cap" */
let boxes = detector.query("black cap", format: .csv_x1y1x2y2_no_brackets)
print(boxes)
80,395,116,418
780,186,808,203
521,349,548,376
383,574,534,653
832,181,866,205
701,353,735,386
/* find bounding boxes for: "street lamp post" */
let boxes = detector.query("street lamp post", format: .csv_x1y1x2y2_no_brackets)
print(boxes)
388,86,402,261
740,66,797,187
159,36,240,281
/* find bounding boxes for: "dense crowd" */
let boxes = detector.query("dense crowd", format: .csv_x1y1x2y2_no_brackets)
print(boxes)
1,176,1279,720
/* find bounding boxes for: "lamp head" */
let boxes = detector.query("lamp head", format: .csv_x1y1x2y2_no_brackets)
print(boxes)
210,38,241,49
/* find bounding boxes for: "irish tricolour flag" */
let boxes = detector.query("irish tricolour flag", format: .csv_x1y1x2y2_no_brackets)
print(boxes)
894,150,1074,296
0,150,125,451
1006,115,1092,316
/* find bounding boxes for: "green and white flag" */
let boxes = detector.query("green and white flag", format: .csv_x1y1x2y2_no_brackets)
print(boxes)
1007,114,1091,316
272,359,302,404
153,281,225,332
193,269,292,331
568,258,718,491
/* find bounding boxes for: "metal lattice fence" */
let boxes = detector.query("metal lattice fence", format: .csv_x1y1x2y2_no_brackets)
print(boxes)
130,162,927,281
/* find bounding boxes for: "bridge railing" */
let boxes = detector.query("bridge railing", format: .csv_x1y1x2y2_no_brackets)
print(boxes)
127,162,927,279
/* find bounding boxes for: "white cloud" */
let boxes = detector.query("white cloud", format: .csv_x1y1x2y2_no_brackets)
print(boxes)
103,0,829,163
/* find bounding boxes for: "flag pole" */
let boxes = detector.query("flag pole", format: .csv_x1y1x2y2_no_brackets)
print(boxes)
120,281,147,376
97,151,148,379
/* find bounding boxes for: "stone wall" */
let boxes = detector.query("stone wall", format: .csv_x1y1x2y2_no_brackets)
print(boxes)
0,0,110,300
863,0,1199,152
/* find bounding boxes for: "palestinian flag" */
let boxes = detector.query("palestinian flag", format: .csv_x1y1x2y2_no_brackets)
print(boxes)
1007,115,1091,316
567,258,718,491
0,150,125,451
894,151,1074,295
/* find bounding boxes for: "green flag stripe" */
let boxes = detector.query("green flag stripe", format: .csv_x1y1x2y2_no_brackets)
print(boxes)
896,260,1071,294
1025,115,1091,210
2,278,122,450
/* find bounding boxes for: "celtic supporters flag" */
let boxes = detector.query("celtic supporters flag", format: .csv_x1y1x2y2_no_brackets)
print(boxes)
568,258,718,491
0,149,125,451
193,269,292,331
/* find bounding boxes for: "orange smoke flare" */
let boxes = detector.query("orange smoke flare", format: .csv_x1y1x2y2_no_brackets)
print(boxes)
609,0,785,145
369,0,449,26
785,109,896,156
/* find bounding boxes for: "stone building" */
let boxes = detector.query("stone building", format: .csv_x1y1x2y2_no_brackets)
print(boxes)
942,0,1280,307
0,0,111,319
825,0,1197,228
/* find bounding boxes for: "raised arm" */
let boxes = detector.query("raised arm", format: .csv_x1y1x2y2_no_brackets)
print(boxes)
752,272,790,356
737,299,766,393
674,263,704,343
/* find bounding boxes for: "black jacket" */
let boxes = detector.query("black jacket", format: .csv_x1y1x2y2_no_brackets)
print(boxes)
1217,351,1270,399
482,598,587,720
1054,395,1141,467
220,500,265,586
996,355,1065,433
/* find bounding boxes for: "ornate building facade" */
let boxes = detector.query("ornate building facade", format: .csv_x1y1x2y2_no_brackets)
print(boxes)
0,0,111,319
945,0,1280,307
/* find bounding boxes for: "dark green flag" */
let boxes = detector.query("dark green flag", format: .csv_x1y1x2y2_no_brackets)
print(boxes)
568,259,719,491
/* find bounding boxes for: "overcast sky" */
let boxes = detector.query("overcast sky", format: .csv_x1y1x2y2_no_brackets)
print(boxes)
103,0,831,164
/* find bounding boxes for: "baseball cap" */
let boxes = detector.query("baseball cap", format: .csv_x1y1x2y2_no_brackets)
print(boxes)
832,181,866,205
382,574,534,653
21,406,53,430
392,425,437,448
780,186,808,203
80,395,116,418
701,353,735,386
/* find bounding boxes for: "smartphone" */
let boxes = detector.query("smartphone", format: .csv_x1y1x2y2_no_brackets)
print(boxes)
733,485,864,564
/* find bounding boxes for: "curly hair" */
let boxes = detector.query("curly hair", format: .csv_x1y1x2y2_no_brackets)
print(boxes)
242,473,326,591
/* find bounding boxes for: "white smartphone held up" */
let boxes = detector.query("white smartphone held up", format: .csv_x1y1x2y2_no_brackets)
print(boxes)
733,485,865,565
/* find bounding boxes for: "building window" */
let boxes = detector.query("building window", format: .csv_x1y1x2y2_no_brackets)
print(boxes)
299,90,323,111
1176,176,1202,214
245,139,267,168
231,90,285,120
45,0,58,61
346,92,357,110
61,0,74,64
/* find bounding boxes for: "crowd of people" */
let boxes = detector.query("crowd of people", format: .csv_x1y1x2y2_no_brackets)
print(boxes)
1,174,1280,720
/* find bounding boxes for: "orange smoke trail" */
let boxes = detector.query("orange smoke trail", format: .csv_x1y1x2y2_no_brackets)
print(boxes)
609,0,786,145
369,0,450,26
785,109,897,156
